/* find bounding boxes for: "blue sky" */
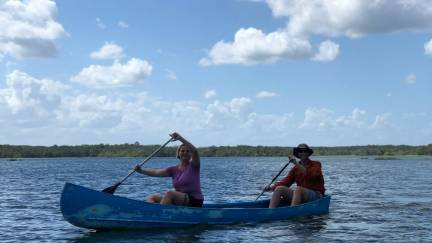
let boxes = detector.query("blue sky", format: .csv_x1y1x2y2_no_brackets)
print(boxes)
0,0,431,146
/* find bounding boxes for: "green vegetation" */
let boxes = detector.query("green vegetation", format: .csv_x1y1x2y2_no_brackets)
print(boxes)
1,143,431,158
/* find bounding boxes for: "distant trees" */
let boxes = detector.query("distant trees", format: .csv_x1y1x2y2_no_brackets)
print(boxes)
1,143,431,158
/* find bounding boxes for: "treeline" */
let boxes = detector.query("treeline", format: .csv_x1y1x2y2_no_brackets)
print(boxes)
1,143,432,158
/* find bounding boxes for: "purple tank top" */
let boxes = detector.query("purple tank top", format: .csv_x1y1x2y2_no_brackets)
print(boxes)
166,162,203,200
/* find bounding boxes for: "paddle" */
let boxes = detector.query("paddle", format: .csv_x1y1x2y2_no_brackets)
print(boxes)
102,137,175,194
255,160,292,201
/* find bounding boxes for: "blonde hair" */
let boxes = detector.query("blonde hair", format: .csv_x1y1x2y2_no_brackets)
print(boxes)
176,144,188,159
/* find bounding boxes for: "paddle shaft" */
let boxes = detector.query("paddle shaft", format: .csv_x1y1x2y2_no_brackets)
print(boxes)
115,137,175,186
255,160,291,201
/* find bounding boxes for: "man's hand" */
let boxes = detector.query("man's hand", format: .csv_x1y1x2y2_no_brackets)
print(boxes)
288,155,297,164
263,184,274,192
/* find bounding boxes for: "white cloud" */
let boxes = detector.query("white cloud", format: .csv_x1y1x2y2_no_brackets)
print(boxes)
243,112,294,134
204,90,217,99
0,77,423,145
96,18,106,29
199,28,313,66
2,70,69,118
56,94,125,128
206,97,253,128
165,69,178,80
71,58,153,88
90,42,124,60
256,90,277,98
312,40,340,62
300,107,368,130
0,0,66,58
300,107,336,129
425,39,432,55
370,113,392,129
201,0,432,66
170,101,210,130
0,68,417,145
266,0,432,38
404,73,416,85
335,108,366,128
118,20,129,28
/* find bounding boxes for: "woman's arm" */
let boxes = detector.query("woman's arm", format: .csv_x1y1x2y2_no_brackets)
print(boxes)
134,165,170,177
171,132,200,167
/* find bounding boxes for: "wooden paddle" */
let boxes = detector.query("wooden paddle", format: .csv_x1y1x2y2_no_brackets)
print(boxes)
255,160,292,200
102,137,175,194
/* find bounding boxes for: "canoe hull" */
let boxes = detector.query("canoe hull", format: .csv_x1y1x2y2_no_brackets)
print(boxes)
60,183,330,230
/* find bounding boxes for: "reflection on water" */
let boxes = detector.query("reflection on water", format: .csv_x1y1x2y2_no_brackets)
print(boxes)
69,226,209,243
1,156,432,242
68,215,329,243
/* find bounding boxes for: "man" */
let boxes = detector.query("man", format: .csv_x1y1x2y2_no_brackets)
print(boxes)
264,143,325,208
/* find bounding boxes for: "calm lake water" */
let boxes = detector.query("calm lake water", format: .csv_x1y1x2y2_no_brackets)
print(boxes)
1,156,431,242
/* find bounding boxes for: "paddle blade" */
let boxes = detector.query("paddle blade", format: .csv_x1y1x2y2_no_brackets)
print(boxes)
102,182,120,194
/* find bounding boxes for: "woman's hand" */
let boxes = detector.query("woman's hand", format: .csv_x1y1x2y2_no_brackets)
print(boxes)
170,132,183,141
170,132,200,167
134,165,142,173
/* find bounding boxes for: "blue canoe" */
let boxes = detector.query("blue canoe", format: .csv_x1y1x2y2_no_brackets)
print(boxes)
60,183,330,230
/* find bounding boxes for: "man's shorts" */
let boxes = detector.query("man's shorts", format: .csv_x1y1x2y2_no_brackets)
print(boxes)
305,188,323,202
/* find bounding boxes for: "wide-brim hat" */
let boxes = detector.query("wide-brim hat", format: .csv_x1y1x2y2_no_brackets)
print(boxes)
293,143,314,158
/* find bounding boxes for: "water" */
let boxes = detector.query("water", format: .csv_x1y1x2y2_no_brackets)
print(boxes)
1,156,431,242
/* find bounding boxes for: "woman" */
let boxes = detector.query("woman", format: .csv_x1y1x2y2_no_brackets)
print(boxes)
264,143,325,208
134,132,204,207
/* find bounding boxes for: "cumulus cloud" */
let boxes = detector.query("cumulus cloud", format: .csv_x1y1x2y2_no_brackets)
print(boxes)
206,97,253,128
0,0,66,58
335,108,366,128
204,90,217,99
266,0,432,37
71,58,153,88
90,42,124,60
56,94,125,128
199,28,313,66
243,112,294,134
201,0,432,66
424,39,432,56
312,40,340,62
404,73,416,85
1,70,69,118
370,113,392,129
0,76,415,145
300,107,368,130
256,90,277,98
300,107,336,129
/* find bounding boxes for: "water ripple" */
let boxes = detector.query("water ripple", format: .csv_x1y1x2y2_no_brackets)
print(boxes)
0,156,431,242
